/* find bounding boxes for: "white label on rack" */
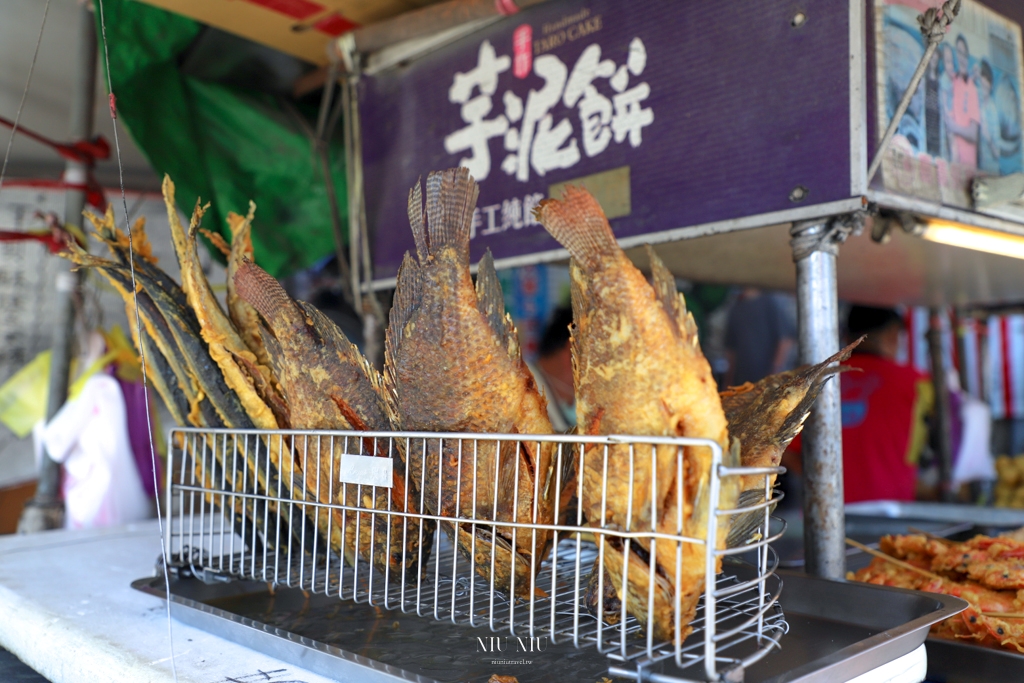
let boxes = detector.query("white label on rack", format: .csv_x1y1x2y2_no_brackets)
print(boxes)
338,454,393,488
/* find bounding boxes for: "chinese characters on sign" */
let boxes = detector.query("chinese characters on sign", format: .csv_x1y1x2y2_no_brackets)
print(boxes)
443,32,654,242
444,35,654,183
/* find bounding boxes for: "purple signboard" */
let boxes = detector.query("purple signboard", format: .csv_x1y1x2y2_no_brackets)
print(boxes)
362,0,856,282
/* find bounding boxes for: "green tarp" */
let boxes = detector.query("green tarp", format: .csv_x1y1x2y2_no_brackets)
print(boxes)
96,0,346,277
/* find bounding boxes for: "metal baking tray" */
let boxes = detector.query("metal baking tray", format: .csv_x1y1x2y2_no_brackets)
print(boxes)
925,638,1024,682
132,563,964,683
773,500,1024,570
844,501,1024,532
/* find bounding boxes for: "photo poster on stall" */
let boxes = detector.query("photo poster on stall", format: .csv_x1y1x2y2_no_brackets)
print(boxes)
874,0,1024,207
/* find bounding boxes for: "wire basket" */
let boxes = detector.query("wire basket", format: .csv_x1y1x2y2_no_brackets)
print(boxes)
165,427,787,682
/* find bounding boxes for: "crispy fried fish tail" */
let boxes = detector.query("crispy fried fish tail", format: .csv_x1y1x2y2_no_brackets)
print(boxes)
224,204,275,370
724,338,863,548
534,188,618,270
162,176,286,432
235,258,432,577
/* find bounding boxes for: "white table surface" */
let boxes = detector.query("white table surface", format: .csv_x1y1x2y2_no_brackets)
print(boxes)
0,521,341,683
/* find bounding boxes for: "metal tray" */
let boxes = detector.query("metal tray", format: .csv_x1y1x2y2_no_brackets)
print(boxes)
925,638,1024,682
844,501,1024,532
132,565,964,683
837,501,1024,679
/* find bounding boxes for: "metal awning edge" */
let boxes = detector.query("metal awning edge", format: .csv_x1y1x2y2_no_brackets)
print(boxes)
363,196,865,291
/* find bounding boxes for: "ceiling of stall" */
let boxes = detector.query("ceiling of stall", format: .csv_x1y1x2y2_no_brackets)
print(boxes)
624,222,1024,309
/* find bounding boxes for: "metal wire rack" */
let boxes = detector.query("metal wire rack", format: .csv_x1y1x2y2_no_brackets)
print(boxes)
165,427,788,682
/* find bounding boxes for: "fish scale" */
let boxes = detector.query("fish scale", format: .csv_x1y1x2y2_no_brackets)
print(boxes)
385,168,560,599
234,258,432,578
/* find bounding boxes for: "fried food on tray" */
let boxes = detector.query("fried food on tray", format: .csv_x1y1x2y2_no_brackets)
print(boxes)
852,533,1024,653
535,186,736,643
384,168,560,598
880,533,1024,591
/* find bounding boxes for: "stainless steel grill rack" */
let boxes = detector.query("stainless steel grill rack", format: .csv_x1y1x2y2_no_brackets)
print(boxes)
165,427,787,682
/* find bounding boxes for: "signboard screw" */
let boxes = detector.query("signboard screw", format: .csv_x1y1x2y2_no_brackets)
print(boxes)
789,186,808,202
791,11,807,28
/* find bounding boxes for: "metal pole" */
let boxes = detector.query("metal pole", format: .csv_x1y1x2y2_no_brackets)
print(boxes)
19,3,97,533
928,307,956,502
791,219,845,579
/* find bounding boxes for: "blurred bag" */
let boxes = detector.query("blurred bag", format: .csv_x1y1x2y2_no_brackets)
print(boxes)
0,350,51,438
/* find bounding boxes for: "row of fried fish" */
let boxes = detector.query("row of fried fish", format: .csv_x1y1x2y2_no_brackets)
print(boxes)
63,168,852,643
851,534,1024,652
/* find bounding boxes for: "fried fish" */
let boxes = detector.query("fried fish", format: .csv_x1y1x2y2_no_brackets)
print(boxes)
162,176,288,432
234,259,431,578
384,168,560,598
536,187,737,642
721,339,861,547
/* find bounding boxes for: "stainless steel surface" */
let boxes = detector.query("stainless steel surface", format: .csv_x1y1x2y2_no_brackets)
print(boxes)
792,220,845,580
746,571,965,683
167,427,786,682
925,637,1024,682
133,559,964,683
771,506,973,570
845,500,1024,528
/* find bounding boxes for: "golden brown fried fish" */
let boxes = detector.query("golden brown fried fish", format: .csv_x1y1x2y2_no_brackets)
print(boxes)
383,168,559,598
722,339,861,547
536,187,737,643
234,259,431,578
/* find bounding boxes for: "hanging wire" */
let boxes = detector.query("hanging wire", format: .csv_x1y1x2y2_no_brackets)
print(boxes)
0,0,52,196
94,2,178,680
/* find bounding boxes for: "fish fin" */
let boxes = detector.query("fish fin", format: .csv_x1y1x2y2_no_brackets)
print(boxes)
200,227,231,258
475,249,518,357
646,244,680,319
233,258,296,325
535,186,618,271
187,198,210,239
646,245,699,341
407,178,428,262
422,168,478,263
725,487,776,549
568,265,586,393
774,337,864,448
299,300,389,412
383,253,423,426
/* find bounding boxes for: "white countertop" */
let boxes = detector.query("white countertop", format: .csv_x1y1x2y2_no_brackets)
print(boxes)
0,521,341,683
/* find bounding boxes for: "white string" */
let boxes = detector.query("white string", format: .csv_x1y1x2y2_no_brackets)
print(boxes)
0,0,52,195
94,2,178,681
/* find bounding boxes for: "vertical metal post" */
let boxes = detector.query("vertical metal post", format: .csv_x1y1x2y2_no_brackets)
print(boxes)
19,3,97,532
791,219,845,579
928,307,956,502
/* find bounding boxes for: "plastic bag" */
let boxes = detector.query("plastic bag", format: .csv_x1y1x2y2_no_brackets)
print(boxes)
0,350,51,438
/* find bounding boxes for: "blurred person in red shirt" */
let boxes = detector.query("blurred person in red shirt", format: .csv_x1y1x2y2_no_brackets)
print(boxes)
786,306,933,503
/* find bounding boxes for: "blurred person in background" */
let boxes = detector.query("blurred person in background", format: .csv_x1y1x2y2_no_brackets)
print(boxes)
840,306,933,502
528,307,576,432
723,288,796,387
789,306,934,504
